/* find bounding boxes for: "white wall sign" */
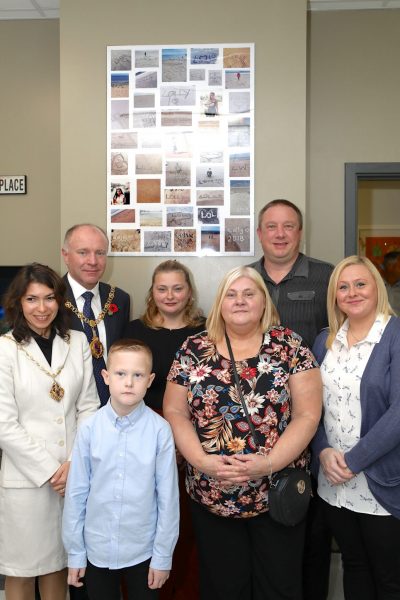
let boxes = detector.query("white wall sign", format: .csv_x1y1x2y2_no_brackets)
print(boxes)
0,176,27,195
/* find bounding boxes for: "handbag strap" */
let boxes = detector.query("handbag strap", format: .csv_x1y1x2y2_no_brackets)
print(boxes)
224,333,262,448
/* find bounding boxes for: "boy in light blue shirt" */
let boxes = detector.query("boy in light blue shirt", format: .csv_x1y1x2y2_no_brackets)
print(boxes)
62,339,179,599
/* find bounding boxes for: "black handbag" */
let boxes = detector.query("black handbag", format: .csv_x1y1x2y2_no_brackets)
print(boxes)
268,467,311,527
225,333,311,527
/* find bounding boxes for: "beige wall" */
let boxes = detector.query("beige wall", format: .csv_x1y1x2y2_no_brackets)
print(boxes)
60,0,308,317
0,20,60,269
307,9,400,265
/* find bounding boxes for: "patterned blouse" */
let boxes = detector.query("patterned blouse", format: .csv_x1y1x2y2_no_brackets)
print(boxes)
167,327,318,518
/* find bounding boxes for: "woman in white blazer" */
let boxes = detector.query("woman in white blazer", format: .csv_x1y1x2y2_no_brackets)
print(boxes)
0,263,99,600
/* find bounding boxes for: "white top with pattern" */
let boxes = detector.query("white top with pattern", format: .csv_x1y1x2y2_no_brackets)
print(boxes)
318,314,389,515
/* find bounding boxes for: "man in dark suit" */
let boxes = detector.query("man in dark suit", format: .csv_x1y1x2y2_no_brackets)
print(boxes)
62,224,130,600
62,224,130,405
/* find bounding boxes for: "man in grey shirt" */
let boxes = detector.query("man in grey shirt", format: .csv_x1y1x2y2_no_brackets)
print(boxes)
249,199,333,600
249,199,333,348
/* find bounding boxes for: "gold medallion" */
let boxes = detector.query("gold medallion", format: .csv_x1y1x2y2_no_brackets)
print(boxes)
90,336,104,359
50,381,65,402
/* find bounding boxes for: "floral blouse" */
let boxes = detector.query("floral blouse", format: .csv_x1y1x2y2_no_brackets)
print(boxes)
167,327,318,518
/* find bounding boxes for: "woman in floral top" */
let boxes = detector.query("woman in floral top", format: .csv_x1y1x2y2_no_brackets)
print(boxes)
164,266,322,600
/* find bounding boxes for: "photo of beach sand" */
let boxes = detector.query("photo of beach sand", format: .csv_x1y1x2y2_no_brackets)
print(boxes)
135,49,159,68
190,69,205,81
140,209,163,227
228,117,250,147
223,47,250,68
161,111,192,127
144,231,172,252
134,94,155,108
137,178,161,203
191,47,219,64
162,48,187,82
229,91,250,114
196,164,224,187
111,100,129,130
111,229,140,253
167,207,193,227
174,229,196,252
111,152,128,175
111,132,138,149
160,86,195,107
165,160,191,186
229,153,250,177
111,49,131,71
208,70,222,86
111,209,135,224
132,111,156,128
136,153,162,175
164,188,191,204
196,190,224,206
230,180,250,215
198,207,219,225
225,218,250,252
111,73,129,98
135,70,157,88
225,70,250,89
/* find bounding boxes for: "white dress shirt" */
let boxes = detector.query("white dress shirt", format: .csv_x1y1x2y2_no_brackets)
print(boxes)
67,273,108,359
318,314,390,516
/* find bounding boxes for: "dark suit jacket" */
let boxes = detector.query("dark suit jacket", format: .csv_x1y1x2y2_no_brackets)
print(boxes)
63,275,131,351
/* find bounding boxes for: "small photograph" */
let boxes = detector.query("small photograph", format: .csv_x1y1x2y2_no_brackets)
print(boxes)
198,207,219,225
230,180,250,215
189,69,205,81
228,117,250,147
167,206,194,227
200,91,222,117
225,70,250,89
111,73,129,98
164,131,193,158
137,179,161,203
136,153,162,175
161,111,192,127
132,111,156,128
111,100,129,130
198,119,220,131
111,132,138,149
135,71,157,88
208,70,222,86
111,49,131,71
160,86,196,107
164,188,191,204
225,218,250,252
196,164,224,188
223,47,251,69
144,230,172,253
162,48,187,82
229,91,250,114
196,190,224,206
134,94,155,109
140,209,163,227
165,160,191,186
230,153,250,177
174,229,197,252
135,49,159,68
111,209,135,224
199,151,223,163
141,132,162,148
191,47,219,64
111,181,130,204
110,229,141,253
201,226,220,253
111,152,128,175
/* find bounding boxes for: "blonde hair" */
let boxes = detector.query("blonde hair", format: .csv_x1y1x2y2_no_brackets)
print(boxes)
107,338,153,370
326,255,394,348
142,260,204,329
206,266,280,342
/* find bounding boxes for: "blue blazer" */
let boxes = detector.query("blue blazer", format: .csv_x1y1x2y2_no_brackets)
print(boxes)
312,317,400,519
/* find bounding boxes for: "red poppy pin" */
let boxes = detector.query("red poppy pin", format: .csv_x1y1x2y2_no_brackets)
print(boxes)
108,303,119,316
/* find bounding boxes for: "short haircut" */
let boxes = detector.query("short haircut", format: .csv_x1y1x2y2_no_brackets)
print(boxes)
206,266,280,342
142,259,204,329
63,223,109,249
3,262,70,343
383,250,400,267
106,338,153,370
258,199,303,230
326,255,394,348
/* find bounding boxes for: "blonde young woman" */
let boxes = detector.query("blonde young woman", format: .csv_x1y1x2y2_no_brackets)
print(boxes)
164,266,322,600
123,260,205,600
312,256,400,599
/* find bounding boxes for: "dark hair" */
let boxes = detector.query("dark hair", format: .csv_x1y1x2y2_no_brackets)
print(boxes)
3,263,70,343
258,199,303,230
107,338,153,370
142,259,204,329
383,250,400,266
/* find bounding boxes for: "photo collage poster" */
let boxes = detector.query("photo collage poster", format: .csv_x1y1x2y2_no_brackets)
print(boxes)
107,44,254,256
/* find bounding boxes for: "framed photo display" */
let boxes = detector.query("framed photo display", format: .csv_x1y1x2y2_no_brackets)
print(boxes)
107,43,254,256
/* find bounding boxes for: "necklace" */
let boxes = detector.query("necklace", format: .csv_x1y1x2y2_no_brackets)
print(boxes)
65,286,115,358
4,335,69,401
348,327,369,344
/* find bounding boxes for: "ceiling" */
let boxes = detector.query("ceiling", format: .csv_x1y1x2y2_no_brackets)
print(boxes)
0,0,400,20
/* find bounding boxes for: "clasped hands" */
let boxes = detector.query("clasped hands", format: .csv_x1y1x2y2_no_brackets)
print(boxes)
50,461,70,496
319,448,355,485
200,453,270,487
